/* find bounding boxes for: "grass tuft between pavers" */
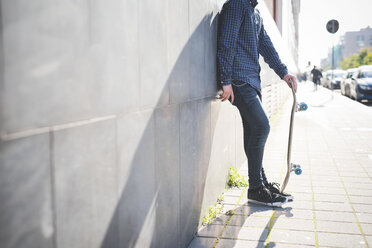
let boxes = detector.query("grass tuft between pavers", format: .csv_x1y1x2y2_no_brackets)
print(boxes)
227,165,248,188
202,166,247,225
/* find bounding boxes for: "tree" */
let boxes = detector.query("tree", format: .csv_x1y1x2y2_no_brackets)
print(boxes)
339,48,372,70
363,51,372,65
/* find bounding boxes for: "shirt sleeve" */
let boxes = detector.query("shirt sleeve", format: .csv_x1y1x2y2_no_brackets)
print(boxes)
217,0,245,86
258,23,288,79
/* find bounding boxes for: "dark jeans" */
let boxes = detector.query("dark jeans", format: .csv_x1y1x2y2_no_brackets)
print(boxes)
231,81,270,189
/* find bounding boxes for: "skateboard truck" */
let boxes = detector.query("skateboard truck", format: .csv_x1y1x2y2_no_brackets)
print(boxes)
281,78,307,193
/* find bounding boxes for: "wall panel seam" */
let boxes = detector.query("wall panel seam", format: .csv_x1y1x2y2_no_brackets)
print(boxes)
49,131,58,248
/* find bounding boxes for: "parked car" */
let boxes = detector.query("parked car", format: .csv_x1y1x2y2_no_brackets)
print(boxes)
321,70,331,88
328,69,346,89
341,68,358,96
349,65,372,102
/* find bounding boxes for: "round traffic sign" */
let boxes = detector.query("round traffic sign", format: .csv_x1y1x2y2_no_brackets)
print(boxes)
326,19,339,34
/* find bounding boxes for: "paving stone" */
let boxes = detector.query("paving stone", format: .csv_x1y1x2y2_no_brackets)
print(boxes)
313,194,348,203
265,242,316,248
360,224,372,235
335,160,363,167
224,195,242,205
353,204,372,214
291,193,313,201
311,175,342,182
337,167,366,173
221,226,269,241
197,224,225,238
222,203,242,213
227,215,272,228
356,213,372,224
349,196,372,205
188,237,217,248
286,200,314,210
316,220,361,235
314,202,353,212
227,203,276,217
341,177,371,183
271,217,315,232
311,167,337,173
347,188,372,197
217,239,265,248
339,172,370,178
284,179,311,187
309,180,343,188
344,182,372,190
312,187,346,195
315,210,356,222
308,153,334,159
285,185,312,194
365,236,372,247
274,208,314,220
317,232,366,247
224,189,246,197
268,229,316,246
208,214,230,226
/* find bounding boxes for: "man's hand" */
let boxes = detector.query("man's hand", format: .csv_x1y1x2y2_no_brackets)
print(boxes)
283,74,298,93
221,84,234,104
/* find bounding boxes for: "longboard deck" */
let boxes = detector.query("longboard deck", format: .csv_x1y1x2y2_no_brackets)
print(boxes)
281,79,306,193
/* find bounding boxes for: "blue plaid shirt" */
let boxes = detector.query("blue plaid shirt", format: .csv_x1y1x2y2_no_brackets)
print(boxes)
217,0,288,92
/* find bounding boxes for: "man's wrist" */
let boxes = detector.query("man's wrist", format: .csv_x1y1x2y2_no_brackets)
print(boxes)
221,79,232,86
280,69,289,80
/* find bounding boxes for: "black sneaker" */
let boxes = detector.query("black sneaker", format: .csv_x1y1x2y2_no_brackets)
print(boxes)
248,185,288,207
265,182,294,201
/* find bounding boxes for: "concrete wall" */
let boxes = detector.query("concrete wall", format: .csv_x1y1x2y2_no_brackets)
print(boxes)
0,1,296,247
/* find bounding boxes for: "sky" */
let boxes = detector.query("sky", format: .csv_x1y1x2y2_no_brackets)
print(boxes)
298,0,372,71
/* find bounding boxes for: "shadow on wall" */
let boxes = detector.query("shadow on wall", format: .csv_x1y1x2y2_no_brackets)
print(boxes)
100,13,224,248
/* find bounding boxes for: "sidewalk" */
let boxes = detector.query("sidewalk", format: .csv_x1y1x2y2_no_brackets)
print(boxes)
189,82,372,248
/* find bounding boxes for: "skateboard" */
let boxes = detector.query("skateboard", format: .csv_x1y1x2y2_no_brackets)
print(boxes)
280,78,307,193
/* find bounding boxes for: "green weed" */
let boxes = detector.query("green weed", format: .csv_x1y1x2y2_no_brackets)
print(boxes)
202,203,224,225
227,165,248,188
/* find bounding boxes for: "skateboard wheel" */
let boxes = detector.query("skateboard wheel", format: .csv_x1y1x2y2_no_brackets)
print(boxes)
300,102,308,111
294,168,302,175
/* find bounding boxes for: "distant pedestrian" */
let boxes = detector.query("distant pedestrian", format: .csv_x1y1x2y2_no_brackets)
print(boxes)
217,0,297,207
311,66,323,91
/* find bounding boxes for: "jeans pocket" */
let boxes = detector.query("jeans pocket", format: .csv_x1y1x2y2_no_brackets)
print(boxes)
234,82,258,103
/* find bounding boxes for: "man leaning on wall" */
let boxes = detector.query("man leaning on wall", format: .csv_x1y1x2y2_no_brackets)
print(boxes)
217,0,298,207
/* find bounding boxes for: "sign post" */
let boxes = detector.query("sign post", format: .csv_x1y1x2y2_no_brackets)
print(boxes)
326,19,339,99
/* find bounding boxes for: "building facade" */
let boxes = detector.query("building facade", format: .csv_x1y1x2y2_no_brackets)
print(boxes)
264,0,301,65
342,26,372,58
321,43,344,70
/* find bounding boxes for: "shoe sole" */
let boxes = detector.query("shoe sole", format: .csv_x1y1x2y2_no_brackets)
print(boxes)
248,198,288,207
